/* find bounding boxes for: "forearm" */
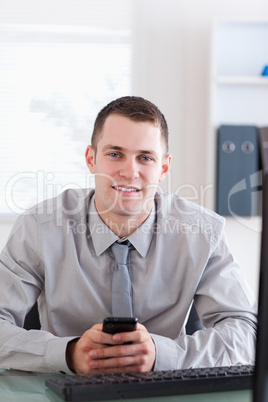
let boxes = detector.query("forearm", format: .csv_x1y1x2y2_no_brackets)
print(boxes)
151,317,256,371
0,320,75,373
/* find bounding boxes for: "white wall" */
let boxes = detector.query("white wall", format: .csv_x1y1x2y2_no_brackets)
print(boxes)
131,0,266,296
1,0,267,295
225,217,261,297
133,0,268,194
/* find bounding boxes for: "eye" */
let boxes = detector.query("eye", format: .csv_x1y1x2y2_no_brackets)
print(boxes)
108,152,121,158
140,156,153,162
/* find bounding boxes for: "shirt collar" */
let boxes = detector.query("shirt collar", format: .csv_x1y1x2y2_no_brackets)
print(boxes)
127,203,155,257
88,194,156,258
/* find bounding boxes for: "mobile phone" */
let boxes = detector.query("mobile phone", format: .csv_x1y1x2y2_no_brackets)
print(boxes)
102,317,138,334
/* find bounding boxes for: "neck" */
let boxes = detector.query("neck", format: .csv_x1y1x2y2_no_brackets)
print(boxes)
93,196,154,238
100,213,150,238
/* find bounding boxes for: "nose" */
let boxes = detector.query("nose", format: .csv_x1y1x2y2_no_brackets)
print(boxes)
119,157,139,180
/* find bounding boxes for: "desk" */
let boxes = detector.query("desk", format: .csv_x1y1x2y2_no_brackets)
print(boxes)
0,369,252,402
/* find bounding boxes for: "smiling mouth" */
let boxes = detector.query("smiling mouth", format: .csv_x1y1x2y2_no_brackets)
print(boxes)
113,186,141,193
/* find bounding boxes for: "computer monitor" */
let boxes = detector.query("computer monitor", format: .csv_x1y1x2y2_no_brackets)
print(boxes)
254,127,268,402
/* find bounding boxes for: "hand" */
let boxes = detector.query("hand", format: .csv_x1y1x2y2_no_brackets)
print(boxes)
66,323,155,375
66,323,108,375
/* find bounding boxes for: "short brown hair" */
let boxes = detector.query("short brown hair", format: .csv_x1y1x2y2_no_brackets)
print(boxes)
91,96,169,154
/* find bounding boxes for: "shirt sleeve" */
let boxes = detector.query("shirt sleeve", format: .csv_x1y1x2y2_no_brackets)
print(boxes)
0,321,75,374
151,231,257,371
0,213,75,374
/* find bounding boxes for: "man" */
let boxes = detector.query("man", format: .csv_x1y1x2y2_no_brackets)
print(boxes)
0,96,257,375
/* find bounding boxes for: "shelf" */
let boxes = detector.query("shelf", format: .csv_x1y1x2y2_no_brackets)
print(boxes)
207,19,268,211
215,76,268,85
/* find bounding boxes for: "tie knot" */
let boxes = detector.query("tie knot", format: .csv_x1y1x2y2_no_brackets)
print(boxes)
111,242,129,265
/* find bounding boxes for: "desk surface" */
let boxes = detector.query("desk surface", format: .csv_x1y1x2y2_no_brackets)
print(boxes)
0,369,253,402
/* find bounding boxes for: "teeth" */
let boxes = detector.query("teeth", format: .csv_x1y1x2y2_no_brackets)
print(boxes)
114,186,140,192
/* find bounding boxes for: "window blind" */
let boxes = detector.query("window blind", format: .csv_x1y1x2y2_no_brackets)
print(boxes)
0,0,133,216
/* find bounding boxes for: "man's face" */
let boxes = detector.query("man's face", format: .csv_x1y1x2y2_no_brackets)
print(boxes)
86,114,171,224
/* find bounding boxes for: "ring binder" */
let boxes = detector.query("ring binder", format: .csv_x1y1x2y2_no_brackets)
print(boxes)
216,125,261,217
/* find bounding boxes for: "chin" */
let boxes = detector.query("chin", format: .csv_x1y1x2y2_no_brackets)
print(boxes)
114,207,143,217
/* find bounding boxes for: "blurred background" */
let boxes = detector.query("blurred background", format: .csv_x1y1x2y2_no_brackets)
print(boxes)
1,0,268,296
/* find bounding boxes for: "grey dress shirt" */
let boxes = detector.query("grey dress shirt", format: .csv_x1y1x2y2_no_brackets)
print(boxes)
0,188,257,374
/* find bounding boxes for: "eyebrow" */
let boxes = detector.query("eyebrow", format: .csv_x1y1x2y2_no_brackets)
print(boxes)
101,144,159,159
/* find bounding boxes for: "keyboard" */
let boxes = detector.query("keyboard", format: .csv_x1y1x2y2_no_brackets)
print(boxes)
45,364,254,401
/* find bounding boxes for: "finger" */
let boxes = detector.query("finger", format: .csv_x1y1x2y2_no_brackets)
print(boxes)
88,353,146,370
88,338,155,372
89,342,147,361
89,344,130,361
112,328,146,345
85,325,117,347
91,324,136,346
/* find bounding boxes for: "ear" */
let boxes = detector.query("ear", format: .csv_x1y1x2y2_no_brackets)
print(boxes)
85,145,95,174
159,154,171,182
